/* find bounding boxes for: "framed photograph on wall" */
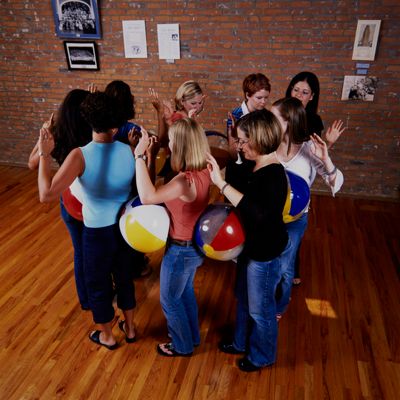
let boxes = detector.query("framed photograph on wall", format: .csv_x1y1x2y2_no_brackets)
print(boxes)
341,75,378,102
52,0,101,39
352,20,381,61
64,41,99,70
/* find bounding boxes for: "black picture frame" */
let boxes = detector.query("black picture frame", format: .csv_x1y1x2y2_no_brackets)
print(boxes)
64,41,99,70
52,0,101,39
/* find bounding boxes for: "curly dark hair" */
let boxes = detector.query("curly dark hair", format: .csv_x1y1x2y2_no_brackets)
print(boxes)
105,80,135,121
80,91,125,133
51,89,92,165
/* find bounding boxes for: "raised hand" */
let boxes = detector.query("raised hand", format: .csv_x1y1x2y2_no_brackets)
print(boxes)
87,83,97,93
325,120,346,148
38,127,55,156
310,133,329,162
127,127,140,148
206,152,224,186
149,88,161,112
42,113,55,131
134,127,150,158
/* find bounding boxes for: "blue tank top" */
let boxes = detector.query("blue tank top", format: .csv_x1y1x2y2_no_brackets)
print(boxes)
79,141,135,228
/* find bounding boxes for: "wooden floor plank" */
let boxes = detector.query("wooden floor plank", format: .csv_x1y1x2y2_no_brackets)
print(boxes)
0,166,399,400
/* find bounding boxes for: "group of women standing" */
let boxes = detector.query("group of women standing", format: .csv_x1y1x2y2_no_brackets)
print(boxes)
30,71,344,372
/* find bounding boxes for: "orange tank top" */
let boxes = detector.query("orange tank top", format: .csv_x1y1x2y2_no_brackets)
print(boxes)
165,169,211,241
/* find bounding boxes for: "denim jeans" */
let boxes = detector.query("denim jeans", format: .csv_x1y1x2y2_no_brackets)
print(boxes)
83,223,136,324
60,199,88,309
276,213,308,315
233,253,283,367
160,244,204,354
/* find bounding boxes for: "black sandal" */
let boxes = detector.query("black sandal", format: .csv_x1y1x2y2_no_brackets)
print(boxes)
157,343,192,357
118,320,136,343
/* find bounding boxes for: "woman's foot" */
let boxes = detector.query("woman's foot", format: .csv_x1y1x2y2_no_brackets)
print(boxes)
118,320,136,343
89,330,118,350
157,343,192,357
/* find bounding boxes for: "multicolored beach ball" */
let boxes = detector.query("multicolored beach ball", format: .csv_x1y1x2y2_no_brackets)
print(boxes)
282,171,310,223
119,197,170,253
194,203,245,261
62,179,83,221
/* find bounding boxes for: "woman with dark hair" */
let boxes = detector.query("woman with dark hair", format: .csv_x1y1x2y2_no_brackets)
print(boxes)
28,89,92,310
207,109,289,372
285,71,345,147
285,72,345,285
271,97,344,313
37,92,137,350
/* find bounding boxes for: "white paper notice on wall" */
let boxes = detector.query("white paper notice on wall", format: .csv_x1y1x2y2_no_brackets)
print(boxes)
122,20,148,58
157,24,180,60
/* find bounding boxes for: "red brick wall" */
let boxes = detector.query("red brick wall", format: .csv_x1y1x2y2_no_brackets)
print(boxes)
1,1,399,199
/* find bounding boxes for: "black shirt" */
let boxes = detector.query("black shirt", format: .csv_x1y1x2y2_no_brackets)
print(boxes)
236,163,288,262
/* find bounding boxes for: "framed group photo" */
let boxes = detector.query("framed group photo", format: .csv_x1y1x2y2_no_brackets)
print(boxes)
64,41,99,70
352,20,381,61
51,0,101,39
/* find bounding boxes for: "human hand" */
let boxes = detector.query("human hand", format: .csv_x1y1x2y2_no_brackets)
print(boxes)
162,99,175,125
149,88,161,112
145,133,160,159
42,113,55,131
134,127,150,158
206,152,224,186
325,120,345,149
310,133,329,161
127,127,141,148
188,109,197,118
38,127,55,157
88,83,97,93
227,111,236,130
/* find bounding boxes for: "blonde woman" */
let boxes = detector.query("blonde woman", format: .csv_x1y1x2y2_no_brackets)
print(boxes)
134,118,211,357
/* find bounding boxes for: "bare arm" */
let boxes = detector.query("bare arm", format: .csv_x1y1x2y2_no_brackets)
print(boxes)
206,152,244,206
38,128,84,202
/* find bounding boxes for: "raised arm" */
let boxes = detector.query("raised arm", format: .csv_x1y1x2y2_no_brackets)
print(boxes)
324,119,346,149
38,127,84,203
149,88,169,148
134,128,186,204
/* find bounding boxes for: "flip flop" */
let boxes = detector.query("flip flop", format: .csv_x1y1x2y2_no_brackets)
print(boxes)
118,320,136,343
157,343,192,357
89,330,118,350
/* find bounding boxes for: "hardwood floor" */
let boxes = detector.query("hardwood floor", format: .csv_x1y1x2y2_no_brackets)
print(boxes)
0,165,399,400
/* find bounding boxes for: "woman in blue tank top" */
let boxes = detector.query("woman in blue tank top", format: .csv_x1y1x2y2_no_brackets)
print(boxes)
37,92,138,350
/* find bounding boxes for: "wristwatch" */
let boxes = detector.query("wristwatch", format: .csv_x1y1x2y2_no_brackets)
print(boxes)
135,154,147,162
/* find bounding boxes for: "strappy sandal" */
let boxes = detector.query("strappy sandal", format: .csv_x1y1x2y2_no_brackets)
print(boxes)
118,320,136,343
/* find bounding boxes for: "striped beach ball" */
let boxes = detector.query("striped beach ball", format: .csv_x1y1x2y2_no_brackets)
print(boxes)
119,197,170,253
282,171,310,223
194,203,245,261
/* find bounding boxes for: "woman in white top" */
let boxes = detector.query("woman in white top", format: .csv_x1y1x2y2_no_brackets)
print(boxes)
271,97,344,318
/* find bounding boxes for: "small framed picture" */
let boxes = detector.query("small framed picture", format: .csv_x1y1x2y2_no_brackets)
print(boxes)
64,41,99,70
341,75,378,102
352,20,381,61
51,0,101,39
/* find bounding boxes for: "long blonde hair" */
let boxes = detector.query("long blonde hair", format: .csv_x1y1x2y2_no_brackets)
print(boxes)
174,81,203,111
169,118,209,172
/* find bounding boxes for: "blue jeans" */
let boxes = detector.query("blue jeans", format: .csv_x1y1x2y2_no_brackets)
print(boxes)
60,200,88,309
83,223,136,324
233,253,284,367
160,244,204,354
276,213,308,315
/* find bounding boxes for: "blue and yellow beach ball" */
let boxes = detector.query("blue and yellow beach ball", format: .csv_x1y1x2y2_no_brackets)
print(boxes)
282,171,310,223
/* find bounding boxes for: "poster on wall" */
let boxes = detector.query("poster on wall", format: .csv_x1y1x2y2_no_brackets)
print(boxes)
341,75,377,101
352,20,381,61
64,41,99,70
52,0,101,39
122,20,148,58
157,24,180,60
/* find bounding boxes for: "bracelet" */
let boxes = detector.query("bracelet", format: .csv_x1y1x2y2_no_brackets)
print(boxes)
326,166,337,176
220,182,230,195
38,151,49,158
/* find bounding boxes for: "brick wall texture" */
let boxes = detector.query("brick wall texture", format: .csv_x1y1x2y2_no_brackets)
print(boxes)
1,0,399,199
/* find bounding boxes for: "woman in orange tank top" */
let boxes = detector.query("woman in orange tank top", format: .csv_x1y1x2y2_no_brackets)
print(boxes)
134,118,211,357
